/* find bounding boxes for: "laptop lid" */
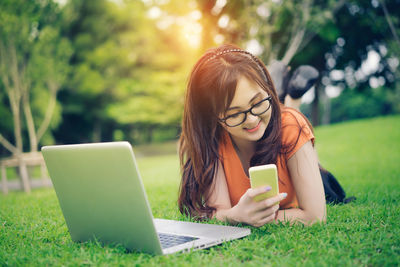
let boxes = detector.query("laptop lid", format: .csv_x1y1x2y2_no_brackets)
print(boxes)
42,142,163,254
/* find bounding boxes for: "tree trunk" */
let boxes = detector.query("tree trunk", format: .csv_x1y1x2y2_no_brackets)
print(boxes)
0,134,18,155
199,0,219,52
0,39,58,154
12,103,23,154
22,88,38,152
0,41,23,155
281,0,310,64
281,28,306,65
321,87,331,125
146,125,154,143
37,81,58,142
92,120,102,142
294,0,347,56
378,0,400,48
312,85,320,126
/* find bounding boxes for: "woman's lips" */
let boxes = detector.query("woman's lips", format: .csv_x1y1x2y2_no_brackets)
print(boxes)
245,121,261,133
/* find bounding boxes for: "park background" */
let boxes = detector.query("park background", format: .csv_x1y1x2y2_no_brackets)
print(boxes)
0,0,399,266
0,0,399,153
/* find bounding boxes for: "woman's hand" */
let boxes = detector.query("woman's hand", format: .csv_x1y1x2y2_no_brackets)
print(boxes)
230,187,287,227
206,160,288,227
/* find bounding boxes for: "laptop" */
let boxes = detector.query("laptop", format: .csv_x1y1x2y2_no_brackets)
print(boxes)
41,142,250,255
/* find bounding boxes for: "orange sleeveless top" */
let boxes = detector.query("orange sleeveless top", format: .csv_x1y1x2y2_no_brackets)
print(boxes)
218,108,315,209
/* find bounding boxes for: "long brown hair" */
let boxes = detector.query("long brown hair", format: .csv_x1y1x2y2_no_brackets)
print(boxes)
178,44,284,218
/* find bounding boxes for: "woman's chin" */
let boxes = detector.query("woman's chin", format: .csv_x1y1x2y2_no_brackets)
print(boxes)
242,124,266,141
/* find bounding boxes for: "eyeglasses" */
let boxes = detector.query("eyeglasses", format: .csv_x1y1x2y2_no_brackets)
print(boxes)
220,96,272,127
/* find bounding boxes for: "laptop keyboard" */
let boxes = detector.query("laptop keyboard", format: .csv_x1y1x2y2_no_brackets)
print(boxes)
158,232,198,249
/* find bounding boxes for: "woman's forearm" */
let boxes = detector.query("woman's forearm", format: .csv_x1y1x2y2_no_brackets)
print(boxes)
213,206,240,225
276,208,326,225
213,206,326,226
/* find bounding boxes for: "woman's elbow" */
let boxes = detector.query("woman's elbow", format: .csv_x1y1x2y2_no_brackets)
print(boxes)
313,212,327,224
305,207,327,224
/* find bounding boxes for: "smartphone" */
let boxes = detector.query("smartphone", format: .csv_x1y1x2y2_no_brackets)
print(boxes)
249,164,279,202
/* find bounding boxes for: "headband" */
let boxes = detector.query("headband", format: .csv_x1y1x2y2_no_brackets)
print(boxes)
204,49,249,64
205,48,270,82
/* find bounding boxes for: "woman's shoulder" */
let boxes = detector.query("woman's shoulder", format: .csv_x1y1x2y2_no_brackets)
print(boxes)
280,107,315,158
281,107,312,129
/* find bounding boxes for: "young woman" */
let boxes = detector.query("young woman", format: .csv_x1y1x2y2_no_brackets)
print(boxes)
178,44,326,227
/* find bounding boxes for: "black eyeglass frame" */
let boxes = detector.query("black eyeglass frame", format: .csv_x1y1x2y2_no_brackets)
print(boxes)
219,96,272,127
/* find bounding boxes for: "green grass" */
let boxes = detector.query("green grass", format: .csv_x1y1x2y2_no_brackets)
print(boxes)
1,115,399,266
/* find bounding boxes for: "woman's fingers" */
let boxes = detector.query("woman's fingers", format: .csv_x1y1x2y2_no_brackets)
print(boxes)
250,194,287,226
247,188,287,206
238,190,287,227
254,192,287,211
253,204,279,222
246,186,271,199
256,212,277,227
261,204,279,219
251,205,278,227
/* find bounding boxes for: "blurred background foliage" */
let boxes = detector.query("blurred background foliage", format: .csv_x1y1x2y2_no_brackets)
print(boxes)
0,0,399,156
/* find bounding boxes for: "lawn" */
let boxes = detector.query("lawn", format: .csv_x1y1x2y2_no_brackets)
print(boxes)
1,115,399,266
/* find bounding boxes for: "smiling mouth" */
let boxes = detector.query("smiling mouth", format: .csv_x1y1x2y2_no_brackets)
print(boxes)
244,121,261,133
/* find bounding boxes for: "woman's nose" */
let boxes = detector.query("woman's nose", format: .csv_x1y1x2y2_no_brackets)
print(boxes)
245,112,259,123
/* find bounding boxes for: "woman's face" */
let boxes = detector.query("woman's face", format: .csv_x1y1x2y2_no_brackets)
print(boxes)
220,75,272,143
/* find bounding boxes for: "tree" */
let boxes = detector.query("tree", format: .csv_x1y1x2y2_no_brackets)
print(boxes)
195,0,399,124
55,0,195,144
195,0,344,61
0,0,72,155
299,0,400,123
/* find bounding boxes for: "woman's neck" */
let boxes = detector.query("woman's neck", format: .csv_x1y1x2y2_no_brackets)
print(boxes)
232,137,256,155
230,135,257,172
